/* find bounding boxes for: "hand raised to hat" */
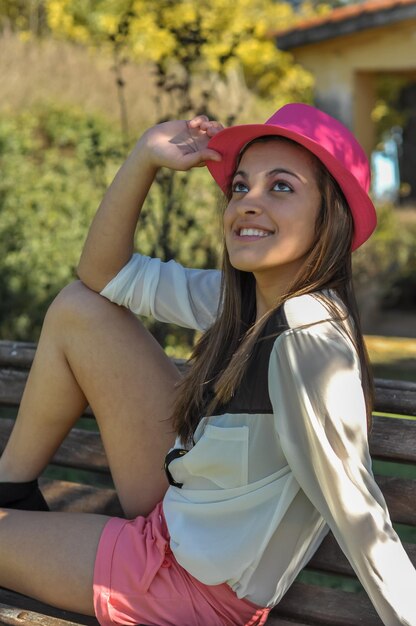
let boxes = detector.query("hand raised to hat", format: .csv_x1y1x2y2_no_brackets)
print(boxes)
78,116,223,293
142,116,223,171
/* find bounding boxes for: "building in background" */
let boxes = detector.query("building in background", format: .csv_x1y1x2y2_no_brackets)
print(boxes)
275,0,416,202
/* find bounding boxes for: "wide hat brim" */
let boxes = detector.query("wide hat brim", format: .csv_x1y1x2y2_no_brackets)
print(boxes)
206,118,377,251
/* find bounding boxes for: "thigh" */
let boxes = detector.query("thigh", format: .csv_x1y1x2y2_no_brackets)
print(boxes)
55,282,183,518
0,508,109,616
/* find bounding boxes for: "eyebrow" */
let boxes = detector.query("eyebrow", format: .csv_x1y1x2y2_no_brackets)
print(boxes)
233,168,302,182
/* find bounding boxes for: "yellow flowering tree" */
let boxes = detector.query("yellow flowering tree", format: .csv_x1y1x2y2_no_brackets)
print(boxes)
45,0,314,122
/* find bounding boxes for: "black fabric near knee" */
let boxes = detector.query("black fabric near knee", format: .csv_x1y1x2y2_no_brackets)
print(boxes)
0,479,49,511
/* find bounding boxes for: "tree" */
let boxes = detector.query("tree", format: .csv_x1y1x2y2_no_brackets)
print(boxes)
0,0,48,36
42,0,316,351
45,0,315,121
0,0,319,348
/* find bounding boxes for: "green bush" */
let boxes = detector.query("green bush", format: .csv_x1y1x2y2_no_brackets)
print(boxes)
0,102,221,348
353,204,416,309
0,103,124,340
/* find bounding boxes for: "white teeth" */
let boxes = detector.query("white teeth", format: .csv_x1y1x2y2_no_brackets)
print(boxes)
239,228,271,237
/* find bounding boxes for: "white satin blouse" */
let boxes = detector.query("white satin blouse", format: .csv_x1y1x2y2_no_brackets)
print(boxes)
100,253,416,626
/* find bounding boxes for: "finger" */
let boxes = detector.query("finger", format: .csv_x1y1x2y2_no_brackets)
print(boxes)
198,120,223,132
188,115,210,128
179,148,222,170
208,121,223,128
197,148,222,164
205,123,224,137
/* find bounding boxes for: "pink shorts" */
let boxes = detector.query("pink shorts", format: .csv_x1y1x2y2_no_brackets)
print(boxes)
93,501,270,626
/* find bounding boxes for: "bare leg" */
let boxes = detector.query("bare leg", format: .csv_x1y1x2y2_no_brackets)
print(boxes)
0,281,181,518
0,508,109,615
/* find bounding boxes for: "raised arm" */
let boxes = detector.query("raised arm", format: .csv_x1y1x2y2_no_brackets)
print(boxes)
77,117,223,292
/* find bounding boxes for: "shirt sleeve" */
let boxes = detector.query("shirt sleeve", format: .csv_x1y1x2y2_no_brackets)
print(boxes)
268,324,416,626
99,253,222,331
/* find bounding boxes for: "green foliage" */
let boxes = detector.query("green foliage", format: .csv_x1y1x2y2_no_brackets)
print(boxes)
0,0,48,36
353,204,416,308
381,232,416,312
371,76,410,144
0,103,123,339
0,101,223,346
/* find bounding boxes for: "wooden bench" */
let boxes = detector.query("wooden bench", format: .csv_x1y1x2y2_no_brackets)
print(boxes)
0,339,415,626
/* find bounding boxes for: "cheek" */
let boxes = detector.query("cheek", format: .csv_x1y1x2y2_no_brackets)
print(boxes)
308,202,322,239
303,211,319,238
279,204,320,255
223,204,234,232
297,198,321,238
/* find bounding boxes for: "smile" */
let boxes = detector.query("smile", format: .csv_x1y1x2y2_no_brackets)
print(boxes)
235,227,274,240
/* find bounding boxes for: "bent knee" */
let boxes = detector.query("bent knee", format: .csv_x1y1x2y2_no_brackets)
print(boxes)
45,281,120,329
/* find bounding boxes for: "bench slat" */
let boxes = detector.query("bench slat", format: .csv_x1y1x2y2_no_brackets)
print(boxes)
0,370,28,407
376,475,416,526
2,416,416,474
0,340,414,396
2,369,414,419
374,389,416,417
41,465,413,526
0,595,96,626
272,581,383,625
375,378,416,392
0,596,316,626
369,416,416,463
267,618,315,626
1,340,416,420
308,531,416,575
38,479,123,516
0,602,87,626
0,342,191,373
0,421,108,474
0,342,37,369
2,422,416,525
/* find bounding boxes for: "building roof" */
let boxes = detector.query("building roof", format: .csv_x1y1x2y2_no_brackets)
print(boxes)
276,0,416,50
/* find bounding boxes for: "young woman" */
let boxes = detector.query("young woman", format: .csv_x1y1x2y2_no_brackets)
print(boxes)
0,103,414,626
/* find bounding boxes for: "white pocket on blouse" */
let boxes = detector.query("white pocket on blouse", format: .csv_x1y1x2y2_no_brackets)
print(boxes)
182,424,249,489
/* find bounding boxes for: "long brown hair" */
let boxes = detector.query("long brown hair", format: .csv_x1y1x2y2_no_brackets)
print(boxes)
172,136,374,444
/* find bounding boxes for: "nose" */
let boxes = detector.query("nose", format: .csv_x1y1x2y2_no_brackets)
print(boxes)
236,193,263,216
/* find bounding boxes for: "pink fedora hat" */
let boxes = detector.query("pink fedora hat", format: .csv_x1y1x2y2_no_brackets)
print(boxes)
206,103,377,251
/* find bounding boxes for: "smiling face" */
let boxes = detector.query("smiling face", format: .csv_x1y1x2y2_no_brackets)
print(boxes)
223,138,322,296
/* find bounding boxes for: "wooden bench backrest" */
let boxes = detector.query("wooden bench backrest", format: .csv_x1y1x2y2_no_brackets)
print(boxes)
0,340,415,626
